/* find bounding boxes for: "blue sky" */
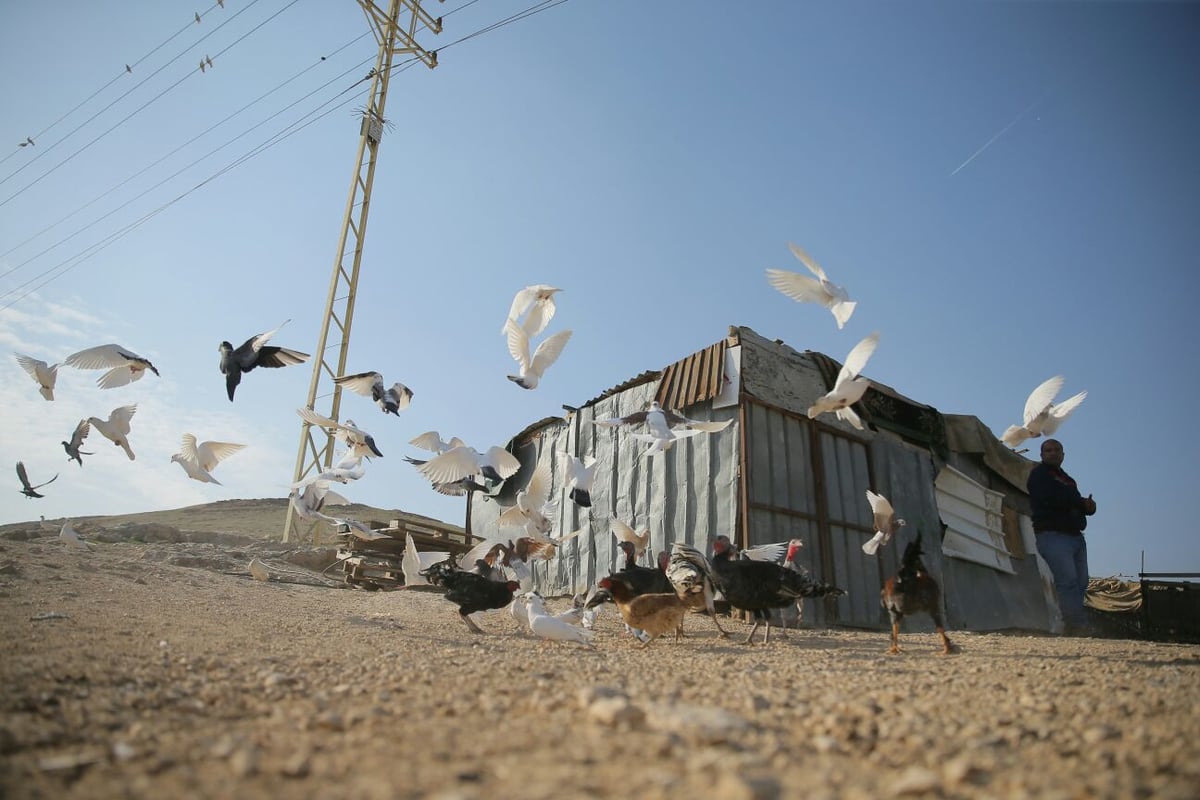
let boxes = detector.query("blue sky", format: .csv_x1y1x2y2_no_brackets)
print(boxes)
1,1,1196,579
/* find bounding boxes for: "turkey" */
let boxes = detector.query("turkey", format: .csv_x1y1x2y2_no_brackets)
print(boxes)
710,534,845,644
664,542,731,638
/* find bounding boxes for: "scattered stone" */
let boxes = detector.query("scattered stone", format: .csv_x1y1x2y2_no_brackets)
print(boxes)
644,703,750,745
890,766,942,796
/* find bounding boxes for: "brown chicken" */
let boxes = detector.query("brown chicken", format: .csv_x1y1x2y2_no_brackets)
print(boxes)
596,576,690,647
880,531,954,655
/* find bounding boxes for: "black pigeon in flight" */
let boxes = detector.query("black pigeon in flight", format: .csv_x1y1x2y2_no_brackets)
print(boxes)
16,462,57,498
218,320,310,401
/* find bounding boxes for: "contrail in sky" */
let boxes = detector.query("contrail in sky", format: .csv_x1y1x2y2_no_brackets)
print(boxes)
950,84,1060,177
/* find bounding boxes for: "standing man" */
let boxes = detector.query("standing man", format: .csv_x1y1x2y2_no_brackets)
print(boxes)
1027,438,1097,634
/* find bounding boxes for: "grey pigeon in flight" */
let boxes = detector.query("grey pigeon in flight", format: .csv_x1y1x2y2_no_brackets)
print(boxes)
219,320,310,401
61,419,93,466
64,344,159,389
296,407,383,458
16,461,57,498
334,371,413,415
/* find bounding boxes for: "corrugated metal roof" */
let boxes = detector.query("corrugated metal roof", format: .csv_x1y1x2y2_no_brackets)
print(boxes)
578,369,661,410
655,339,728,412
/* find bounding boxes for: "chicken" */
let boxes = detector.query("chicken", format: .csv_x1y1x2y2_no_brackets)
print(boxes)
710,534,845,644
596,576,690,647
665,542,731,638
881,531,954,655
420,562,520,634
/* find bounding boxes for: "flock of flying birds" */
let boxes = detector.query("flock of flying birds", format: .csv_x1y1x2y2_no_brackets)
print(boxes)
12,321,315,501
13,243,1087,645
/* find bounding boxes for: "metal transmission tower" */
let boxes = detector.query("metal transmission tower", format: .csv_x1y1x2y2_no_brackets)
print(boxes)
283,0,441,542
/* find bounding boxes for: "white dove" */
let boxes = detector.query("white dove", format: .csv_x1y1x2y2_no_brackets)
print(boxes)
409,431,466,455
525,592,589,628
862,490,906,555
170,433,246,484
766,242,857,329
59,521,94,551
504,318,572,390
611,517,650,563
87,405,137,460
334,371,413,415
498,463,556,538
524,594,595,646
14,353,57,400
1000,375,1088,448
64,344,159,389
401,532,449,588
502,284,562,338
296,407,383,458
291,450,365,488
596,400,731,457
415,443,520,487
289,480,350,520
564,453,598,507
807,332,879,430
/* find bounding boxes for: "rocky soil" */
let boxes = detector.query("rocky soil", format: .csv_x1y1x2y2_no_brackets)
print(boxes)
1,522,1198,800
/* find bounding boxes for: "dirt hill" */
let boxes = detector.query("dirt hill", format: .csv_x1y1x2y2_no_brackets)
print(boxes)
0,498,463,544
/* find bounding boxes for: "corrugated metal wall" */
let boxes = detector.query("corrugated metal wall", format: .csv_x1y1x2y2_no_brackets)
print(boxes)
469,380,740,597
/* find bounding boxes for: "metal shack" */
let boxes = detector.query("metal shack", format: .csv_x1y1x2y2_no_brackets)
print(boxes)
469,325,1060,633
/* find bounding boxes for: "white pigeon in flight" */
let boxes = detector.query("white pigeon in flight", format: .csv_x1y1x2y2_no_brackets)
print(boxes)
64,344,160,389
334,371,413,415
14,353,58,400
498,463,556,538
415,442,520,487
806,332,880,430
595,400,731,457
504,318,572,390
291,450,365,488
862,490,906,555
564,453,597,508
87,405,138,460
170,433,246,484
503,284,562,338
289,479,350,520
611,517,650,562
401,532,449,588
296,408,384,458
1000,375,1088,448
409,431,467,455
766,242,857,329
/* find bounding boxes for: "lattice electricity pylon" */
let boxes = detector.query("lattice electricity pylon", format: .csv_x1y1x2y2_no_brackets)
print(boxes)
283,0,441,543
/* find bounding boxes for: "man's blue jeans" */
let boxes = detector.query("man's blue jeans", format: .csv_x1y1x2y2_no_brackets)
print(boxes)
1036,531,1089,628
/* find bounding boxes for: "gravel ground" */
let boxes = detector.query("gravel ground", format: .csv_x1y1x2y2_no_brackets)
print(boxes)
1,529,1198,800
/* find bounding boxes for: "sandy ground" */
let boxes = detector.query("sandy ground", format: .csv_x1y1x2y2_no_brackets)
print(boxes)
2,522,1199,800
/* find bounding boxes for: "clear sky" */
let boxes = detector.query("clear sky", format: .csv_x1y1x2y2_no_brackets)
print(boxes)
1,1,1197,579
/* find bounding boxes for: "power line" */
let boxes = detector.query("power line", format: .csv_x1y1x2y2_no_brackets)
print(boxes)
0,3,230,172
0,32,371,267
0,0,281,201
0,61,392,309
1,0,576,308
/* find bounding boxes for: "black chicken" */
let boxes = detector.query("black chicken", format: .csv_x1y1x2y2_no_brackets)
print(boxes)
585,548,672,610
420,561,520,634
710,534,845,644
880,531,954,655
